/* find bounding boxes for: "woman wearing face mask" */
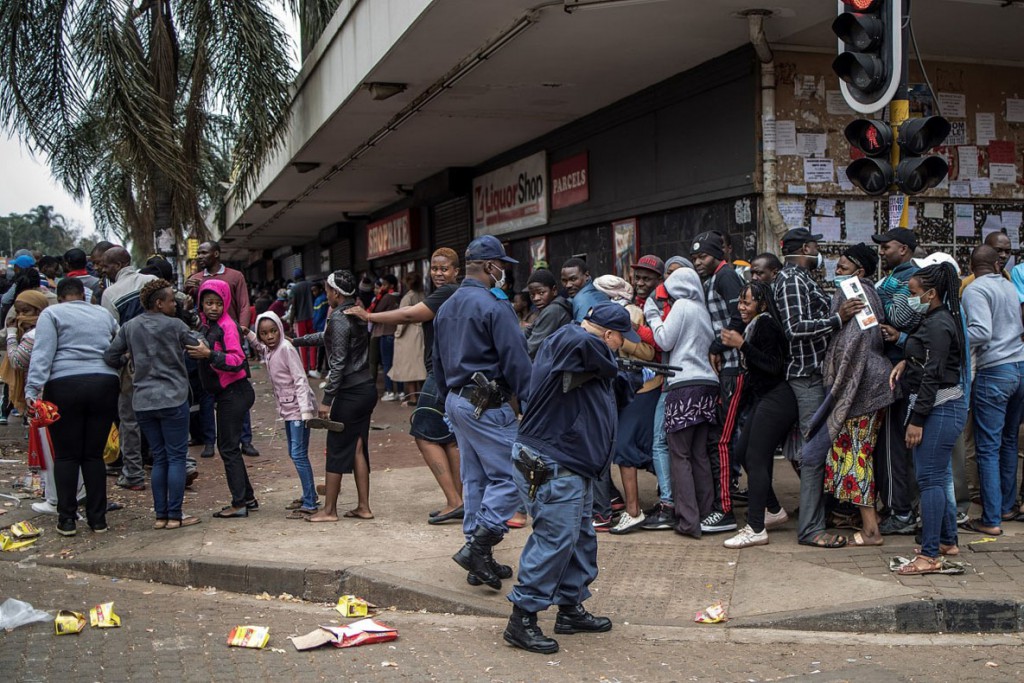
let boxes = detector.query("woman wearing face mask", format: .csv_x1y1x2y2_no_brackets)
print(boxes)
803,244,894,546
890,262,967,574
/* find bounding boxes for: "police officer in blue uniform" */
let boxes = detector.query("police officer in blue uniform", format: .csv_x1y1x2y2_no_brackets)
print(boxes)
504,302,642,654
433,235,532,591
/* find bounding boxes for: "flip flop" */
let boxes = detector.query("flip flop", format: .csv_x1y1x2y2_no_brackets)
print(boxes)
798,532,848,549
850,531,884,546
897,555,943,575
166,516,201,529
428,505,464,525
962,519,1003,535
343,509,374,520
306,417,345,432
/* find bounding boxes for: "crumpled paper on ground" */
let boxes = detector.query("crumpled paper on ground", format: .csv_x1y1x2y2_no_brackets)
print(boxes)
889,556,966,574
694,602,728,624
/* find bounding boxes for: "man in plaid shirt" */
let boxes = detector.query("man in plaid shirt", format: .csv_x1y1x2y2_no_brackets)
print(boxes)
773,229,864,548
691,231,746,534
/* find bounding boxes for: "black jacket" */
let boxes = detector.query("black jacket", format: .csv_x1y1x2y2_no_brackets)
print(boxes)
524,297,572,358
738,313,788,399
902,306,962,427
293,301,371,402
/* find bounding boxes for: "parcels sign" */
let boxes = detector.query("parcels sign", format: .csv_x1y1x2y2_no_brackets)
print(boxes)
473,151,548,236
550,153,589,210
367,209,415,259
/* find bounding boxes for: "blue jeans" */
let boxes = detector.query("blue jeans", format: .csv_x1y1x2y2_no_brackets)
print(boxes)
285,421,317,510
652,392,672,504
914,395,967,558
444,393,520,539
137,402,190,520
972,362,1024,527
198,390,216,445
379,335,396,393
508,444,597,613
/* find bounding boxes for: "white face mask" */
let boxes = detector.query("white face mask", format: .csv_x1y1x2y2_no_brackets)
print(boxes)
489,262,507,290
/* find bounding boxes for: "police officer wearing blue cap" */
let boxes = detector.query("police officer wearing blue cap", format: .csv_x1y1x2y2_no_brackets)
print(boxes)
502,302,641,654
434,235,533,591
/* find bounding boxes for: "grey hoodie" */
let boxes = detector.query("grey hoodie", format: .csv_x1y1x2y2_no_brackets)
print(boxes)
644,268,718,389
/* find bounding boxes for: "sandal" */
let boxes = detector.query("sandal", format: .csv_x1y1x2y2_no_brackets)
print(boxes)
166,516,201,529
799,532,848,549
285,499,304,510
962,519,1002,535
287,508,318,519
914,543,959,556
850,531,883,546
342,509,374,520
153,519,168,530
897,554,943,575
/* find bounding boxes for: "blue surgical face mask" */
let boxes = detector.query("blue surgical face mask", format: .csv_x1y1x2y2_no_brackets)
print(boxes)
907,295,930,314
833,274,853,288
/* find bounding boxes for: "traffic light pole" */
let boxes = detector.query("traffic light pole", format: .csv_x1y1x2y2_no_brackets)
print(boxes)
889,0,911,228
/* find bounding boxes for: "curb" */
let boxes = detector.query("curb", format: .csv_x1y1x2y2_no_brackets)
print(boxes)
43,556,508,618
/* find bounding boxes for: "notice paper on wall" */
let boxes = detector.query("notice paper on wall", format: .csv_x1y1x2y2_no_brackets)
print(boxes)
845,200,876,243
990,163,1018,185
923,203,945,220
938,93,966,118
1004,212,1023,249
837,166,854,192
778,199,806,228
814,199,836,217
971,179,992,196
954,204,975,238
976,113,996,147
803,158,834,184
1008,99,1024,123
826,91,855,116
810,216,841,242
949,181,972,198
776,121,797,155
958,146,980,180
797,133,828,158
947,121,968,147
981,213,1003,239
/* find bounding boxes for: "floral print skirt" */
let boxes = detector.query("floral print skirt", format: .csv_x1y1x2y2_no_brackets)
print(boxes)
824,412,881,506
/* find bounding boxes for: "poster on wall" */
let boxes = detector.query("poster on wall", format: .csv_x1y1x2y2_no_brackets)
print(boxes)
612,218,638,277
529,236,548,270
472,151,548,237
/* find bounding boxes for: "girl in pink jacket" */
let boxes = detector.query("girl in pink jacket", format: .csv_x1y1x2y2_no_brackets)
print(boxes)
247,311,320,517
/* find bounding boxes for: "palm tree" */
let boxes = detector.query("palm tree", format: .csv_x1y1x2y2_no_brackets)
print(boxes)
0,1,340,255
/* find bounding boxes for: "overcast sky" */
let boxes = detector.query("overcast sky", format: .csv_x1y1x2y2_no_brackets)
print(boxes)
0,5,299,237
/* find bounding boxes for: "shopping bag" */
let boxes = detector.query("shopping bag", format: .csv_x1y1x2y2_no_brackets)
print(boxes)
27,400,60,470
102,425,120,464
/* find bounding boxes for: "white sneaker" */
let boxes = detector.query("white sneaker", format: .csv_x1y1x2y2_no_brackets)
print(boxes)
381,392,397,402
765,507,789,529
308,370,322,379
32,500,58,515
609,510,646,535
723,524,768,549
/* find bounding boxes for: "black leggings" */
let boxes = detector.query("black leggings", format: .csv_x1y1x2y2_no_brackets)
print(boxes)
736,381,799,533
45,374,120,527
215,380,256,507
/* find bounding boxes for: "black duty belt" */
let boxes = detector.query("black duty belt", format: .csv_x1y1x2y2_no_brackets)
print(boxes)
455,384,507,409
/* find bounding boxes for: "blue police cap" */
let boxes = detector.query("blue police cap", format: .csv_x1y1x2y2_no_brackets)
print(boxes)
465,235,517,264
585,302,641,343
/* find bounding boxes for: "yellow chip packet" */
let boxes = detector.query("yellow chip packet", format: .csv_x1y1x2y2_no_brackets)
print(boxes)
227,625,270,649
89,602,121,628
335,595,371,618
10,520,42,538
0,530,38,551
55,610,87,635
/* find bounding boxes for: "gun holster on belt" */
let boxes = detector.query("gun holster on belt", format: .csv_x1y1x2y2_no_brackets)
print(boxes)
513,446,553,501
469,371,507,419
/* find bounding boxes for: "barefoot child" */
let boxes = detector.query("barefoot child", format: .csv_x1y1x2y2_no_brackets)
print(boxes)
245,311,320,518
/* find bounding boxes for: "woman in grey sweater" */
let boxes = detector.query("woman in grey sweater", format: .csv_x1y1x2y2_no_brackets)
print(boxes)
105,279,200,530
25,278,120,537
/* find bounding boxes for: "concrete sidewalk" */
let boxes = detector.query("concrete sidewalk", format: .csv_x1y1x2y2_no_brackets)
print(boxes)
4,365,1024,633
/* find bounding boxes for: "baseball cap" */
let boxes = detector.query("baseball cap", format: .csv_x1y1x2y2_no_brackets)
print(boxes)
690,232,725,260
780,228,824,254
871,228,918,250
913,251,960,276
630,254,664,277
11,254,36,269
465,235,517,264
585,302,641,343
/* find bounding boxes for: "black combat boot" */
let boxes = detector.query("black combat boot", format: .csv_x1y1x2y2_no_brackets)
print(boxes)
452,526,503,589
503,605,559,654
554,604,613,634
467,557,513,586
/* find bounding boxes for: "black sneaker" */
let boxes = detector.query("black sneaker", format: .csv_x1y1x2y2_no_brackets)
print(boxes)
201,444,215,458
639,503,675,530
730,487,749,506
880,512,916,536
56,519,77,537
700,510,738,534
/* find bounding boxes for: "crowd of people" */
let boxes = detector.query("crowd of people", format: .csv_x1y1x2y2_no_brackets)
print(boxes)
6,224,1024,653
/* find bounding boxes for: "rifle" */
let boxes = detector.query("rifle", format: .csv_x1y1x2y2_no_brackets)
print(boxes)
561,357,682,393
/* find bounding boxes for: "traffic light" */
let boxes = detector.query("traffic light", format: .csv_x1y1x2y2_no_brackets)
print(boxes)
832,0,902,113
845,119,894,196
895,116,951,194
844,116,950,196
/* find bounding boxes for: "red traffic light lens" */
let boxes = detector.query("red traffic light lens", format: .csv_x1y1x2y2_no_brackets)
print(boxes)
842,0,882,10
844,119,893,158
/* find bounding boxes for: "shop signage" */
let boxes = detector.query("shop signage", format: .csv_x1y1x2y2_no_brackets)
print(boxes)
550,153,589,210
472,151,548,236
367,209,416,259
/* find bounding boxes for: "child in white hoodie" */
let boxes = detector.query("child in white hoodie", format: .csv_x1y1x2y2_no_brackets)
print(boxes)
246,311,320,517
